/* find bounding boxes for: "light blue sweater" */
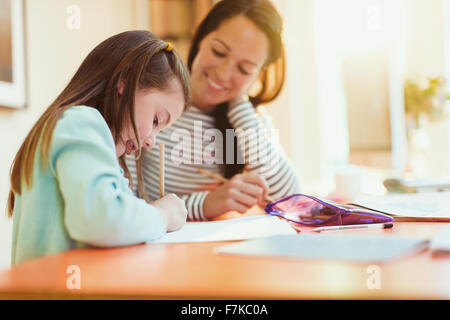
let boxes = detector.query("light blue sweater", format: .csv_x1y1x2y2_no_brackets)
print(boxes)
11,106,167,265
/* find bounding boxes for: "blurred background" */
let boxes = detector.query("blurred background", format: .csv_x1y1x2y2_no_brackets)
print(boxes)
1,0,450,269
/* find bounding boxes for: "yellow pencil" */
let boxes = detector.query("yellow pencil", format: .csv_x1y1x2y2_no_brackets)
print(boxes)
159,143,165,198
197,168,228,183
197,168,274,203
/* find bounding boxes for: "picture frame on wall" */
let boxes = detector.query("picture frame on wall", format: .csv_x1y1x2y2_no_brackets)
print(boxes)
0,0,26,109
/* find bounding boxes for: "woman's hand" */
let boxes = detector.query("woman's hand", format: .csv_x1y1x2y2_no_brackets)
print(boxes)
203,172,269,219
228,94,249,108
152,194,188,232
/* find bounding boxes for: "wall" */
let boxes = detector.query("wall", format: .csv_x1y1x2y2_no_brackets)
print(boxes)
405,0,445,78
270,0,449,183
266,0,323,187
0,0,144,271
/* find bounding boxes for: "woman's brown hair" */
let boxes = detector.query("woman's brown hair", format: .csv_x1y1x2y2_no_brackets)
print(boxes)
7,30,190,217
187,0,285,179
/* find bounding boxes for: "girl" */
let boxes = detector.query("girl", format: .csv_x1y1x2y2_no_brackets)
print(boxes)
128,0,300,220
7,30,190,264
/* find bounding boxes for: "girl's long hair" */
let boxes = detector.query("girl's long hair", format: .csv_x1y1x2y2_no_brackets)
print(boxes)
7,30,191,217
187,0,285,178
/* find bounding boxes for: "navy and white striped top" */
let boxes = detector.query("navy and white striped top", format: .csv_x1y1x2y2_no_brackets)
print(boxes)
126,101,300,220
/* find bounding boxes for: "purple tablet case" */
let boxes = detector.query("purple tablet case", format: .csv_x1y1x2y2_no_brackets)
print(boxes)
265,194,394,226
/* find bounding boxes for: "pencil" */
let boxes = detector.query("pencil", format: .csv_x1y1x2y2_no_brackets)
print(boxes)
159,142,165,198
197,168,228,183
311,222,394,233
197,168,274,203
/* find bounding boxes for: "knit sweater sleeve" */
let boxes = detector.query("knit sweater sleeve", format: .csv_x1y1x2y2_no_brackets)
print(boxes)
180,191,209,221
50,106,167,247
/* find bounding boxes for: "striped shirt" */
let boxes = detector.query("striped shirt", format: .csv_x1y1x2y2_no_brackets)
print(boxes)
126,101,300,220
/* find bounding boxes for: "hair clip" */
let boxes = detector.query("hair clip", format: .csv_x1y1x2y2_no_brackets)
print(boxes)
165,42,173,52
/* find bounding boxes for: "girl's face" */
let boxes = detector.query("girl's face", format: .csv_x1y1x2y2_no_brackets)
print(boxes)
190,16,269,112
116,79,184,157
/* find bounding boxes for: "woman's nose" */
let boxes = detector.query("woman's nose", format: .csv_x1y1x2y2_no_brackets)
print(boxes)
216,59,233,82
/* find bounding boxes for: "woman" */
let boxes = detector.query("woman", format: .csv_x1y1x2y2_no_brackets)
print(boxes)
128,0,300,220
7,31,190,264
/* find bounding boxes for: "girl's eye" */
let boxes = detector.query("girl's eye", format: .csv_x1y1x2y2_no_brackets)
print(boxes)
153,116,159,127
212,48,226,58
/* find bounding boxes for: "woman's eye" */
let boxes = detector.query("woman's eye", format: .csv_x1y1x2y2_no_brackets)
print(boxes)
212,48,226,58
153,116,159,127
238,66,251,76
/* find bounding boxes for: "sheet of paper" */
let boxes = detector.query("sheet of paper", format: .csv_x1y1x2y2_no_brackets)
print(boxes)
150,215,297,244
216,234,430,262
353,191,450,218
430,227,450,254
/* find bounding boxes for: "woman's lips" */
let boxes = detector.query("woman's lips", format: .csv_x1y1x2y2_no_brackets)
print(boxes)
205,73,227,92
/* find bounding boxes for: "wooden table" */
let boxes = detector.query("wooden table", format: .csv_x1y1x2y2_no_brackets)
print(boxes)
1,208,450,299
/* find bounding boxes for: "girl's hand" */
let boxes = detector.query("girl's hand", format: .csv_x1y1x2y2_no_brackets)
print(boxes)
152,194,188,232
203,172,269,219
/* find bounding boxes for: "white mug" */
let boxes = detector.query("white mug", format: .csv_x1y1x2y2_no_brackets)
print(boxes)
334,165,363,202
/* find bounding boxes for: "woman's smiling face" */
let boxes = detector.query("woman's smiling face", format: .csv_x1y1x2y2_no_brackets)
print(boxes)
190,15,269,112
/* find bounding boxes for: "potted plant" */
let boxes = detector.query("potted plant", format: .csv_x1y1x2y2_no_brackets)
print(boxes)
404,76,449,129
403,76,450,175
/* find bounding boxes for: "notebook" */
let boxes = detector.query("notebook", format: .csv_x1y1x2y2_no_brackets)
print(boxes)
151,215,297,244
216,234,429,262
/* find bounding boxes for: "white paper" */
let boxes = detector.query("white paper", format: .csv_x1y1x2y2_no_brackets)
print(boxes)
150,215,297,244
430,227,450,253
353,191,450,218
216,234,430,262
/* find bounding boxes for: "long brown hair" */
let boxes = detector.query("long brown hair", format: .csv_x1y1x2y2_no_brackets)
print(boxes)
7,30,190,217
187,0,285,178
